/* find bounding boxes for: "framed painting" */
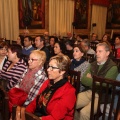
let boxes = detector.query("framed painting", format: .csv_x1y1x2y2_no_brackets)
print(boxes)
74,0,89,29
106,0,120,29
18,0,45,29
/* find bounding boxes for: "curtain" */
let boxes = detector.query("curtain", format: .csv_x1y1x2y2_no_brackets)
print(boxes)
91,5,107,40
49,0,74,37
0,0,19,41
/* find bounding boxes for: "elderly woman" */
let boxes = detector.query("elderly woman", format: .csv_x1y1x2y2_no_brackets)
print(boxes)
8,50,48,112
25,55,76,120
0,44,27,90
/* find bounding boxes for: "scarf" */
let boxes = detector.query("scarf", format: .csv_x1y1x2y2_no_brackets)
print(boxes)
70,58,85,70
19,67,41,93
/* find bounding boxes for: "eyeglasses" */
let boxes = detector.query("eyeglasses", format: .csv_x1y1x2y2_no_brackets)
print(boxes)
0,48,7,51
47,65,59,70
28,58,38,63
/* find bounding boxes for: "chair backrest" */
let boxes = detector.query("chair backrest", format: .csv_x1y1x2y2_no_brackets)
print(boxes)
68,70,81,94
84,53,95,63
90,42,98,51
112,58,120,72
12,105,17,120
0,86,9,120
90,75,120,120
12,105,40,120
25,112,40,120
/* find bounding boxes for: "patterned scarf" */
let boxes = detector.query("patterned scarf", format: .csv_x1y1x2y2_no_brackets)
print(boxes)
19,67,41,93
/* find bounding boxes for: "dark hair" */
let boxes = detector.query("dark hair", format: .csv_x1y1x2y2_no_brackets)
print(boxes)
35,35,45,44
49,36,58,43
24,36,33,41
55,41,66,54
65,40,74,47
8,44,22,58
74,44,85,53
0,42,8,49
19,35,24,46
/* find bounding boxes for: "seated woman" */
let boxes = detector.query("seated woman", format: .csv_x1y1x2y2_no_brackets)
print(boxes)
16,35,24,47
0,44,27,90
47,36,58,57
54,41,66,56
70,45,89,91
115,36,120,58
0,42,8,71
8,50,48,112
25,55,76,120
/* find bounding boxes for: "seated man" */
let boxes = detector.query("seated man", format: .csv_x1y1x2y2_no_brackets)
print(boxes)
35,35,50,61
22,36,35,56
80,39,96,55
74,42,118,120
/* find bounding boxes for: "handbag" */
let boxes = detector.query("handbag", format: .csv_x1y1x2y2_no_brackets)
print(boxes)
8,88,28,112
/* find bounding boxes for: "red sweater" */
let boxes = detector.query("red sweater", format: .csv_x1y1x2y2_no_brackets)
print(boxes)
26,79,76,120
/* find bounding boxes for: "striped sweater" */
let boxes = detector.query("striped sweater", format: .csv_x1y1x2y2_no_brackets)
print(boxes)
0,59,27,90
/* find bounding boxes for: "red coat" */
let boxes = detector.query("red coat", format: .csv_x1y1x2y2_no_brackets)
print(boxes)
26,79,76,120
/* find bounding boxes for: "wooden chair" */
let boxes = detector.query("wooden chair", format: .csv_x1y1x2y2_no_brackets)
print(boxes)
90,75,120,120
90,42,98,51
0,86,9,120
84,53,95,63
25,112,40,120
112,58,120,72
12,105,40,120
68,70,81,94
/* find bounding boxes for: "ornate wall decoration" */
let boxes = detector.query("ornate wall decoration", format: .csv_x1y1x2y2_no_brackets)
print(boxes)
18,0,45,29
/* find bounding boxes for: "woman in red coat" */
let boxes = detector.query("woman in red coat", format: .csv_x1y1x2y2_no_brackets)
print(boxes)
26,55,76,120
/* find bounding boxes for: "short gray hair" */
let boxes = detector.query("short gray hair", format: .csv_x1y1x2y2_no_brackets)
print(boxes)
96,42,111,52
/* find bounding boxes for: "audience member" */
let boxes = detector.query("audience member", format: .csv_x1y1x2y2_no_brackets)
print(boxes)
22,36,35,56
0,44,27,90
67,32,73,40
47,36,58,57
70,45,89,91
101,33,110,42
8,50,48,112
74,34,82,45
0,42,8,71
91,33,99,42
65,40,74,59
16,35,24,47
44,31,49,37
23,29,29,37
115,36,120,49
80,39,95,55
74,42,118,120
115,36,120,58
44,36,50,47
35,35,50,61
25,55,76,119
54,41,66,55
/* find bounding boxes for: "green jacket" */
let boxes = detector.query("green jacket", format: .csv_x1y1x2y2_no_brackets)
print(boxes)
81,58,118,88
